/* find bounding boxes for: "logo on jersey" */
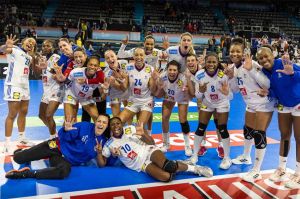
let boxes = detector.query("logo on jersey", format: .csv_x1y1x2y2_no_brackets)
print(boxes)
201,104,207,109
145,66,151,73
134,88,141,95
121,63,127,70
217,70,224,78
78,91,86,97
177,80,183,87
169,49,178,54
127,65,134,71
162,76,168,81
23,68,29,75
152,51,158,56
196,72,205,80
277,104,284,111
42,76,48,83
124,127,132,135
210,94,219,101
73,72,84,78
127,150,138,160
13,92,20,99
67,95,73,101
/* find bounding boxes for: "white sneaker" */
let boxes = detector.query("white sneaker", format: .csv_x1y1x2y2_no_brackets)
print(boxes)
284,173,300,189
2,143,15,155
242,169,262,183
269,167,288,182
185,146,193,156
17,137,35,147
161,142,170,152
181,155,198,165
232,154,252,165
194,165,213,178
219,157,232,170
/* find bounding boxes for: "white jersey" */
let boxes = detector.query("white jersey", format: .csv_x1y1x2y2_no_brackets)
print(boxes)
42,54,63,93
160,71,189,103
166,46,195,73
117,44,163,68
126,64,154,103
231,60,271,106
5,46,32,88
103,60,129,100
66,67,99,99
102,125,149,172
194,69,231,105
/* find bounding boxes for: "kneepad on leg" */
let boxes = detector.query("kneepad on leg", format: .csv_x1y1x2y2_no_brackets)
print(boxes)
195,123,208,136
253,130,267,149
218,124,229,139
162,160,178,173
180,121,190,134
243,125,254,140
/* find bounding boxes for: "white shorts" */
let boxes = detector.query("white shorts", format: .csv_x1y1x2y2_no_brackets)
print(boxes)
63,89,95,106
141,145,161,172
125,100,153,113
110,97,128,105
41,89,64,104
277,103,300,116
164,98,189,105
4,85,30,101
246,101,275,113
200,99,230,113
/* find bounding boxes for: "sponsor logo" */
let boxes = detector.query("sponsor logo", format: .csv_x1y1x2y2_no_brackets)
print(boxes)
13,92,20,99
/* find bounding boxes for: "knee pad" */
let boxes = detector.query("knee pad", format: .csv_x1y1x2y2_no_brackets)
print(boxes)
195,122,207,136
162,160,178,173
253,130,267,149
214,119,218,128
218,124,229,139
180,121,190,134
243,125,254,140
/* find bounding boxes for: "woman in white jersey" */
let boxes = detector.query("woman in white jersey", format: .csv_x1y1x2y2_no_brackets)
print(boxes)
0,35,37,154
186,53,232,169
98,117,213,182
103,50,129,116
56,56,108,122
118,48,158,130
227,38,275,183
155,60,193,156
164,32,195,73
35,40,62,139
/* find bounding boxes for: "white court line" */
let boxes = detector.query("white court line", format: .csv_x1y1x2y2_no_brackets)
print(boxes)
57,101,198,109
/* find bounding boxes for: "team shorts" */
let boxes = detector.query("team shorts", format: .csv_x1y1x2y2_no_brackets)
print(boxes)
4,85,30,101
200,99,230,113
246,101,275,113
63,89,95,106
141,145,162,172
125,100,153,113
277,103,300,116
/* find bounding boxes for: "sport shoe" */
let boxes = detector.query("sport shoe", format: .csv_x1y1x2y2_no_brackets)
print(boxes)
219,157,232,169
216,146,224,158
17,137,35,147
185,146,193,156
181,155,198,165
161,142,170,152
269,167,288,182
232,154,252,165
2,143,15,155
198,146,207,156
5,167,32,179
284,173,300,189
194,165,213,178
242,169,262,183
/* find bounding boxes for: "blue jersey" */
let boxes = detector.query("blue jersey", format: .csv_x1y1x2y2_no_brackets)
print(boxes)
58,122,107,165
262,59,300,107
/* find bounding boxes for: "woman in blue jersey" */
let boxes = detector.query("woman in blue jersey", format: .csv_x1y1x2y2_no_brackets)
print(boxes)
5,114,112,179
258,46,300,189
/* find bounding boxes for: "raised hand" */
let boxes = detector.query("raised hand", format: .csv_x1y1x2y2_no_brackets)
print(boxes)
121,35,129,45
219,81,229,96
199,82,209,93
5,34,18,48
53,63,66,82
159,51,168,60
95,139,103,154
36,56,48,69
162,36,169,50
184,68,192,80
224,64,234,79
243,53,253,71
64,116,77,131
277,54,294,75
76,77,86,85
151,69,160,81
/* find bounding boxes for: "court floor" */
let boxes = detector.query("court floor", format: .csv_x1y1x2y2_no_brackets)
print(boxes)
0,80,299,199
